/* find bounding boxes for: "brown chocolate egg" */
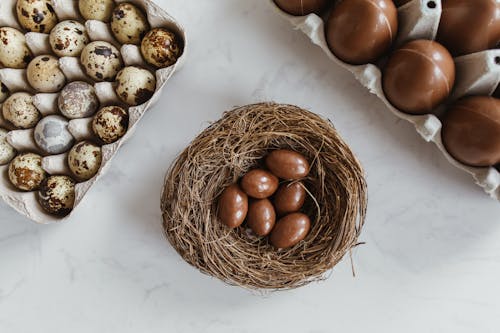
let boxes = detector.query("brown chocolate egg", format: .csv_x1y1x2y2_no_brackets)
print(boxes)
437,0,500,57
265,149,310,180
240,169,279,199
383,39,455,114
270,213,311,249
274,182,306,216
247,199,276,236
273,0,329,16
325,0,398,65
218,184,248,228
441,96,500,167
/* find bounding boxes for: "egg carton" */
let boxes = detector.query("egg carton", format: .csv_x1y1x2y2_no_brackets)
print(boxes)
271,0,500,201
0,0,187,223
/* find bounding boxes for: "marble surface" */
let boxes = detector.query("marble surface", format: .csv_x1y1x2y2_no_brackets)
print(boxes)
1,1,500,332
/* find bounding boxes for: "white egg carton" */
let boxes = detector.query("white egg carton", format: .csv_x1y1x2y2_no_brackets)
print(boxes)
0,0,187,223
271,0,500,201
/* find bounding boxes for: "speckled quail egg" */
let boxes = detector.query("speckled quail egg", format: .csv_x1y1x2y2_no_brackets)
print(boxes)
92,106,129,144
67,141,102,181
141,28,182,68
0,27,32,69
38,175,75,216
58,81,99,119
115,66,156,106
111,3,150,45
8,153,47,191
2,92,41,129
0,83,9,103
34,115,74,154
16,0,58,33
78,0,114,22
49,20,89,57
0,128,16,166
27,55,66,93
81,41,123,82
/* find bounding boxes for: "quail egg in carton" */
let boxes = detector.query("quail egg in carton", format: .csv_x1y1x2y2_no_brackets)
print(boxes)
271,0,500,200
0,0,186,223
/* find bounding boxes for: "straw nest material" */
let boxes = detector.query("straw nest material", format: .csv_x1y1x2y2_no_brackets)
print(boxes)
161,103,367,290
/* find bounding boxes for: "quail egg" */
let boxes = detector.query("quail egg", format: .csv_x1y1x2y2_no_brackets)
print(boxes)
141,28,182,68
0,128,16,166
58,81,99,119
92,106,129,144
2,92,41,129
111,3,150,45
49,20,89,57
81,41,123,82
115,66,156,106
78,0,114,22
68,141,102,181
27,55,66,93
34,115,74,154
38,175,75,216
0,27,32,69
0,83,9,103
16,0,58,33
8,153,47,191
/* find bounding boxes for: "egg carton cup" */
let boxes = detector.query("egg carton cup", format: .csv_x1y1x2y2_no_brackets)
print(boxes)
0,0,187,223
271,0,500,201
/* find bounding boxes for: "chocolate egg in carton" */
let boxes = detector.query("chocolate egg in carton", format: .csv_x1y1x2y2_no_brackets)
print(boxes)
0,0,186,223
271,0,500,201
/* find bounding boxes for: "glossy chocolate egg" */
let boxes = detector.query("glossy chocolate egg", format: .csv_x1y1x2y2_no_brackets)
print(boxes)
442,96,500,167
218,184,248,228
270,213,311,249
240,169,279,199
383,39,455,114
247,199,276,236
265,149,310,180
273,0,329,16
325,0,398,65
437,0,500,56
274,182,306,216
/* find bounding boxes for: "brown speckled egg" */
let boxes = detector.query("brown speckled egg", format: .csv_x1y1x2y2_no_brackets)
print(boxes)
49,20,89,57
111,3,150,45
0,83,9,103
27,55,66,93
58,81,99,119
92,106,129,144
81,41,123,82
0,128,16,166
115,66,156,106
16,0,58,33
2,92,41,129
0,27,32,69
38,175,75,216
8,153,47,191
68,141,102,181
79,0,114,22
141,28,182,68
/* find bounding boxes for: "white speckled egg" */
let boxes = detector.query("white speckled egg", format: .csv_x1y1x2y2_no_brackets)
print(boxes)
81,41,123,82
111,3,150,45
2,92,41,129
92,106,129,144
34,115,74,154
27,55,66,93
0,27,32,69
16,0,58,33
141,28,182,68
0,128,16,165
78,0,114,22
58,81,99,119
115,66,156,106
68,141,102,181
38,175,75,216
0,83,9,104
49,20,89,57
8,152,47,191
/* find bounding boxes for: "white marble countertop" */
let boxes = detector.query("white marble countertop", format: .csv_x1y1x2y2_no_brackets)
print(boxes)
1,1,500,332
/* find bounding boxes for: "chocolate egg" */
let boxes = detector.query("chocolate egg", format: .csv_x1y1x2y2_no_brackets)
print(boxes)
247,199,276,236
442,96,500,167
240,169,279,199
38,175,75,216
273,0,329,16
265,149,310,180
274,182,306,216
383,39,455,115
270,213,311,249
218,184,248,228
8,153,47,191
325,0,398,65
437,0,500,57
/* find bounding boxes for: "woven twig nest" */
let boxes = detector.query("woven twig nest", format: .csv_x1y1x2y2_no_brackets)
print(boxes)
161,103,367,290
